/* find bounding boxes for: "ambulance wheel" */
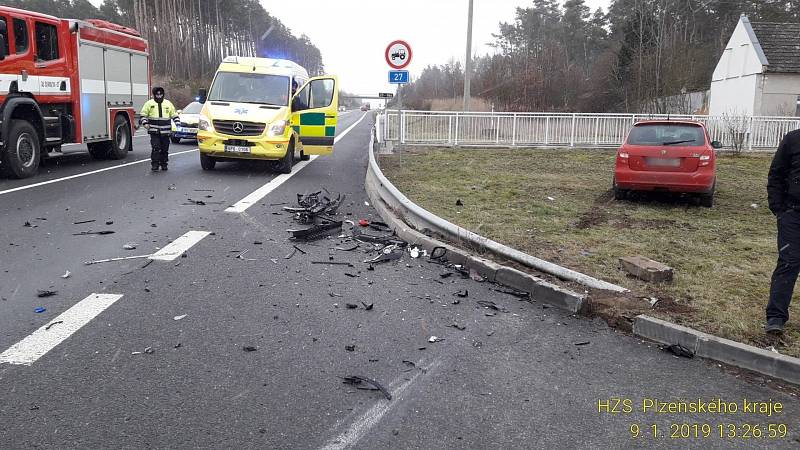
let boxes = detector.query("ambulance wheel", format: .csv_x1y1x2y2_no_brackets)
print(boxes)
171,136,181,144
200,152,216,170
1,120,40,179
108,115,132,160
275,141,294,174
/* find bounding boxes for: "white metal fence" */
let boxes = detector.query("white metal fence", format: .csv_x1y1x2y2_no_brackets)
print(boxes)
377,110,800,151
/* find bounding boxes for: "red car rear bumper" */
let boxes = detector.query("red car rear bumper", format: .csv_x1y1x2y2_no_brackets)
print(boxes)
615,164,715,194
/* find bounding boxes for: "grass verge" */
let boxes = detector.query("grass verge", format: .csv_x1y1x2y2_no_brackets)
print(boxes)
379,147,799,357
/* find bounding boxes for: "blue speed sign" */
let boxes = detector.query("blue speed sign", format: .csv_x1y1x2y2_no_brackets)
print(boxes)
388,70,409,84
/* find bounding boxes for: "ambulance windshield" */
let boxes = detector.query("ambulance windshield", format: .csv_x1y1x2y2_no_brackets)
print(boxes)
208,72,290,106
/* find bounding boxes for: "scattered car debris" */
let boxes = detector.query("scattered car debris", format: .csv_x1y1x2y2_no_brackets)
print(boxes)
73,230,115,236
428,336,444,343
368,221,391,232
289,220,343,241
454,290,469,298
546,196,555,201
236,249,258,261
430,246,448,261
358,219,370,227
34,307,47,313
242,346,258,352
364,201,370,207
346,303,359,309
105,221,114,225
440,272,454,279
61,270,71,279
660,344,694,358
409,247,421,258
312,260,354,267
37,289,57,298
473,341,483,348
132,347,155,356
452,299,461,305
341,375,392,400
168,184,176,191
364,251,402,264
574,341,591,346
490,287,530,300
85,254,151,265
487,330,495,336
336,244,360,252
449,323,466,331
173,314,187,321
455,199,463,206
344,272,360,278
284,191,345,224
361,302,374,310
123,243,138,250
469,268,486,282
345,345,356,351
477,300,508,313
73,219,96,225
24,221,34,227
185,198,206,206
45,321,63,330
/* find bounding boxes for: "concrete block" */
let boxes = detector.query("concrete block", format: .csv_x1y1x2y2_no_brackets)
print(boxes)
619,256,673,282
496,267,586,313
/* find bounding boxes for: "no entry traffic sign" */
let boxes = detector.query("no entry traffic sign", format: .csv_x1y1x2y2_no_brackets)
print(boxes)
385,40,412,70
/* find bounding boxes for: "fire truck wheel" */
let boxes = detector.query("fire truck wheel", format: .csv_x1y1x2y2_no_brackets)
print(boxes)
108,115,132,159
1,120,41,179
274,140,294,174
200,152,216,170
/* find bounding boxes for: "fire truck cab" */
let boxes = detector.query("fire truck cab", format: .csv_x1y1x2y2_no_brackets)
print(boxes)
0,6,149,178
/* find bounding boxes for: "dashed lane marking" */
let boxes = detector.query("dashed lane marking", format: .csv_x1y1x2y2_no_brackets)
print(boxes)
148,230,211,261
0,293,124,366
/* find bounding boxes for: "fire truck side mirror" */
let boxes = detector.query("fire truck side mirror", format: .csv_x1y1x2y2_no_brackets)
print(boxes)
197,88,207,104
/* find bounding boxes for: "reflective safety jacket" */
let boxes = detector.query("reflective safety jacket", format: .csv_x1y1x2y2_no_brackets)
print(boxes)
140,99,178,135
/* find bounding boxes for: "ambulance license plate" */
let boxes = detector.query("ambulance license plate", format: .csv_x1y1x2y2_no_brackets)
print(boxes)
225,145,250,153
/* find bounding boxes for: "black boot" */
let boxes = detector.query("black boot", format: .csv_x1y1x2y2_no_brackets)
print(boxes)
151,163,160,171
160,164,168,171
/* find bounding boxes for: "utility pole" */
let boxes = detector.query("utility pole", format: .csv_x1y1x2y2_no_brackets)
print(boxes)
463,0,474,112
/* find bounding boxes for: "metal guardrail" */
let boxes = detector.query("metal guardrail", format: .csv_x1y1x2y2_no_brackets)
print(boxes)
377,110,800,151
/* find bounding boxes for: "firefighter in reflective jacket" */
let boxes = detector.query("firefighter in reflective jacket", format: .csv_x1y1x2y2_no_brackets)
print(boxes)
140,87,178,171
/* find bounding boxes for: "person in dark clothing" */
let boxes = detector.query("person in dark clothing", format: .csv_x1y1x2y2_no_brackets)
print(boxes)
140,87,178,171
766,129,800,334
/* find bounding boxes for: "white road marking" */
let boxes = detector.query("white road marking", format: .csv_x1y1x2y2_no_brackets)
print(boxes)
319,359,440,450
0,149,198,196
0,293,124,366
226,113,369,214
148,230,211,261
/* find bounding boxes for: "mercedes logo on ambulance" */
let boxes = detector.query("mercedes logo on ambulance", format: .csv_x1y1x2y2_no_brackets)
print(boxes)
232,122,244,134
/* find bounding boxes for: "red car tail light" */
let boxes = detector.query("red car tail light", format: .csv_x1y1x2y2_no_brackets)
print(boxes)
699,154,711,167
618,151,629,159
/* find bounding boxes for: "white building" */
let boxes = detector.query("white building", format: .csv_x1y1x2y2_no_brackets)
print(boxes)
709,15,800,117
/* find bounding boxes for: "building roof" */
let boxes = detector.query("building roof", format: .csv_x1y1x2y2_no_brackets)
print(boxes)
747,20,800,73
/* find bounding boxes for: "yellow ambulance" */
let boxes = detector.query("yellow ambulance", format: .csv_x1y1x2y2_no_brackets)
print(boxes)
196,56,338,173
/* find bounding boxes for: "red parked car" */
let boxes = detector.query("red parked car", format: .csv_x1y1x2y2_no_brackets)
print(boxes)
613,120,721,207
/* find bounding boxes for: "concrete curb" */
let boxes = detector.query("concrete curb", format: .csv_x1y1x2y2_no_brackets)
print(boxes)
634,315,800,384
365,131,800,385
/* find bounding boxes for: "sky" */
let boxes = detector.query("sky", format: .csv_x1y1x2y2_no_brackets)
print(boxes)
89,0,611,97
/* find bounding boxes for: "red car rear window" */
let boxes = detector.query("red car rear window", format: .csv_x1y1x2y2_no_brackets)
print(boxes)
628,123,705,146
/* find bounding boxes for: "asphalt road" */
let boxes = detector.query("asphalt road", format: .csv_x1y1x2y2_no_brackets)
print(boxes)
0,110,798,449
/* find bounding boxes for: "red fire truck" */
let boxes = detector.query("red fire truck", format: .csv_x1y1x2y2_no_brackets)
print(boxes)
0,6,150,178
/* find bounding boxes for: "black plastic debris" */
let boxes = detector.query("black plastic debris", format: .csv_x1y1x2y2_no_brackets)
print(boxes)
455,199,463,206
346,303,359,309
336,244,360,252
440,272,454,279
477,300,508,313
364,251,402,264
341,375,392,400
45,321,63,330
73,230,115,236
37,289,57,298
289,221,343,241
185,198,206,206
73,219,96,225
344,272,359,278
345,345,356,351
312,260,354,267
361,302,374,310
105,220,114,225
23,221,33,227
243,346,258,352
353,229,405,247
449,323,466,331
454,290,469,298
285,190,346,224
660,344,694,358
430,246,448,261
368,221,391,232
574,341,591,346
491,287,531,300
